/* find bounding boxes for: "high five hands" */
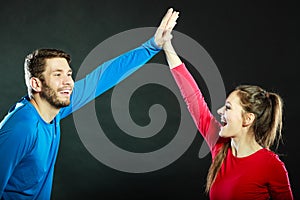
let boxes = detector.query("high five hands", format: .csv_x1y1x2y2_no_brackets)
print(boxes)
154,8,180,47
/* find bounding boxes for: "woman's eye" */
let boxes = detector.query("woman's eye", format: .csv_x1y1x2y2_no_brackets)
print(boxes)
225,105,231,110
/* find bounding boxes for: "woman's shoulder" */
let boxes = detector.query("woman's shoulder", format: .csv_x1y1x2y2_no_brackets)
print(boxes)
259,148,287,167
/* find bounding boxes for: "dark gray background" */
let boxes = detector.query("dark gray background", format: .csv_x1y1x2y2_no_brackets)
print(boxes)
0,0,298,199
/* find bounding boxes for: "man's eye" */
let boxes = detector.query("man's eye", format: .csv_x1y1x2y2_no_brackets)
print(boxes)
225,105,231,110
54,73,61,76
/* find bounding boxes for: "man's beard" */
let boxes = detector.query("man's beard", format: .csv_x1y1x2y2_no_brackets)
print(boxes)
40,82,71,109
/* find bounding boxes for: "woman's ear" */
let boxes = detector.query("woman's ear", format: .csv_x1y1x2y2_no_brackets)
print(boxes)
243,112,255,127
30,77,42,93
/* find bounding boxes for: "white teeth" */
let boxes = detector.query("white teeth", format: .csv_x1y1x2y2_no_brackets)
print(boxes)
60,90,71,94
220,117,227,126
58,88,72,96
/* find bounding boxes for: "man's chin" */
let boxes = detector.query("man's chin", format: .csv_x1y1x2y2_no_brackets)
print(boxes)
50,100,71,108
57,96,71,106
59,100,71,108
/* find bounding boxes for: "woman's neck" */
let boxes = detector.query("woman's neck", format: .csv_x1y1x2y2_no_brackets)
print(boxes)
231,134,263,157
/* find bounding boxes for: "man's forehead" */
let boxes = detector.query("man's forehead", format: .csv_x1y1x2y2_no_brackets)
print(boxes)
44,57,71,71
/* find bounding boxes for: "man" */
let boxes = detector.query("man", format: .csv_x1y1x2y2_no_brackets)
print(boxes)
0,8,179,200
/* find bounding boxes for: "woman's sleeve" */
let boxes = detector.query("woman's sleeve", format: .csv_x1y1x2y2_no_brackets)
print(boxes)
268,155,294,200
170,63,222,150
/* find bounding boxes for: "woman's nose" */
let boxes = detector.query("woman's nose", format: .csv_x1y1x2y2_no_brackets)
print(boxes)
217,106,225,115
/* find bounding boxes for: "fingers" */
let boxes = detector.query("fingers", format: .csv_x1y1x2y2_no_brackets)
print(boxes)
158,8,174,29
163,29,173,41
165,11,179,31
155,8,174,38
160,8,179,31
154,8,180,47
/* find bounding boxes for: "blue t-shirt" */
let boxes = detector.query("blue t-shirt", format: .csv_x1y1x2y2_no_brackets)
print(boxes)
0,37,161,200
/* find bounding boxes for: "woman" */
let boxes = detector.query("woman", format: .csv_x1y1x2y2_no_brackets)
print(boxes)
162,12,293,199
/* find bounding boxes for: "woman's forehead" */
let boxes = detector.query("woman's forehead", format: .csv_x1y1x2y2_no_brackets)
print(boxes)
226,91,240,104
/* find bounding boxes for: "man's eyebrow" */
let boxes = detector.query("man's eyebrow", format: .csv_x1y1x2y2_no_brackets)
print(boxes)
51,68,73,73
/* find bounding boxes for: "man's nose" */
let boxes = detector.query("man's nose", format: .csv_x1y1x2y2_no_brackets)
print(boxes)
63,75,74,85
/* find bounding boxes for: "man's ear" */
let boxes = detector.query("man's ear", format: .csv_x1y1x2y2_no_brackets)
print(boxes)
30,77,42,92
243,112,255,127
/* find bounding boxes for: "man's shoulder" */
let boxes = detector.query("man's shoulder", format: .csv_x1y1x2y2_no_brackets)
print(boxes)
1,99,39,133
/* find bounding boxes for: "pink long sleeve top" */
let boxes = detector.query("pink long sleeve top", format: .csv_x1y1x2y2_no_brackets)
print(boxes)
170,63,293,200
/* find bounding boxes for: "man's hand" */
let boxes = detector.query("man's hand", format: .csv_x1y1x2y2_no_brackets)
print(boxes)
154,8,179,47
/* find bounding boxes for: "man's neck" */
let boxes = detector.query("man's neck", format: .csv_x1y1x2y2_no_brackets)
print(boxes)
29,97,60,123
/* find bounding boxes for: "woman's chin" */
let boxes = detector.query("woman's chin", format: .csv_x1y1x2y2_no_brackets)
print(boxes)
219,127,229,138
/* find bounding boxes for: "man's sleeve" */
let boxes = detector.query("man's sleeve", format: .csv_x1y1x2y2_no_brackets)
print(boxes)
0,123,36,197
60,37,161,118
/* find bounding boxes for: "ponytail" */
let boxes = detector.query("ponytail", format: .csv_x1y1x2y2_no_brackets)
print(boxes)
205,142,230,193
